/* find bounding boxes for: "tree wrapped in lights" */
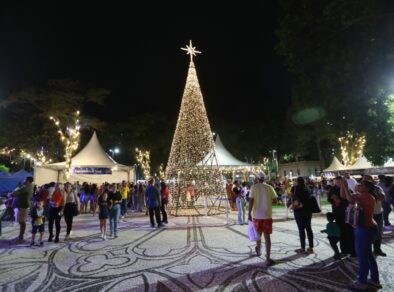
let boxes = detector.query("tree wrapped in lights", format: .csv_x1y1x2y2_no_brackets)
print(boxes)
135,148,151,179
50,111,81,178
0,147,15,161
157,163,165,180
166,41,225,216
338,131,366,166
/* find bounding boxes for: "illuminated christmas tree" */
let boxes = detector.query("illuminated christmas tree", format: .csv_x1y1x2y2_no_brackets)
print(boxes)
166,41,225,216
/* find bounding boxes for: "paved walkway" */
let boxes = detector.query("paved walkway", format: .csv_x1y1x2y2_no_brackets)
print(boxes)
0,209,393,291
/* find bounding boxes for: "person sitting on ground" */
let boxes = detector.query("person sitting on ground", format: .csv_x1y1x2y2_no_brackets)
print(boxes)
248,172,277,266
30,200,45,247
321,212,341,260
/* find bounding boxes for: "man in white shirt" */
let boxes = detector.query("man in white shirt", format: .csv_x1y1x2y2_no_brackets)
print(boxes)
344,172,357,193
248,172,277,266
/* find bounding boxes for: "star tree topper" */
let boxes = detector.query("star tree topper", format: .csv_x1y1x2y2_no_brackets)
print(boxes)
181,40,201,61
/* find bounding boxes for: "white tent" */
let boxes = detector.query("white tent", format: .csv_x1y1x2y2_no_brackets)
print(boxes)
323,156,346,172
34,132,135,186
199,135,254,167
384,158,394,167
347,156,374,170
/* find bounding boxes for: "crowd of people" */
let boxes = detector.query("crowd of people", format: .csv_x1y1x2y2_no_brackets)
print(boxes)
2,170,393,291
247,171,393,290
2,177,170,245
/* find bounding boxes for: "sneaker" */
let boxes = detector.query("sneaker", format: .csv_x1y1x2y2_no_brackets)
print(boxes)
265,259,275,266
157,224,164,228
374,250,387,257
64,235,69,241
121,216,125,219
109,233,113,237
306,248,314,254
348,281,367,290
39,241,44,247
54,238,59,243
30,242,35,247
367,280,382,289
103,235,107,240
114,234,118,238
69,230,73,236
151,224,155,228
295,248,306,254
48,236,53,242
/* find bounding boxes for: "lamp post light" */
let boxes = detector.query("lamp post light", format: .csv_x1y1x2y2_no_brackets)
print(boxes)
109,148,120,158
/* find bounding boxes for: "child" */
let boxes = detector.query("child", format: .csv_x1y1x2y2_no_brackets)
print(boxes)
98,189,109,240
30,200,45,247
321,212,341,259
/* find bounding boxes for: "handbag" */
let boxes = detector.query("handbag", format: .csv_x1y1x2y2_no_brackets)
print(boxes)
72,203,79,216
309,196,321,213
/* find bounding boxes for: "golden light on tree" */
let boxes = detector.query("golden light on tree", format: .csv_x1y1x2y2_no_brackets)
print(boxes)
166,41,225,216
0,147,15,158
338,131,366,166
50,110,81,178
135,148,151,179
158,163,165,180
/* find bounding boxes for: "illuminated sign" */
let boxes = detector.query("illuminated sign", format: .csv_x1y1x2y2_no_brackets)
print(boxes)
73,167,112,175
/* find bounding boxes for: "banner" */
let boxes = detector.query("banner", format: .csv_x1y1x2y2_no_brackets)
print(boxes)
72,167,112,175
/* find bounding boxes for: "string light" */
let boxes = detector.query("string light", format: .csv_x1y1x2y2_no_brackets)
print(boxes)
50,111,81,178
338,131,366,166
0,147,15,157
135,148,151,179
166,41,225,215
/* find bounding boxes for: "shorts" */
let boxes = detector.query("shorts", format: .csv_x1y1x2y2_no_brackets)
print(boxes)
253,218,273,234
32,224,45,234
17,208,29,223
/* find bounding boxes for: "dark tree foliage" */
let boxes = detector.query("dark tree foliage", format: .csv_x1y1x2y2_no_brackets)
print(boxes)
0,79,110,162
277,0,394,165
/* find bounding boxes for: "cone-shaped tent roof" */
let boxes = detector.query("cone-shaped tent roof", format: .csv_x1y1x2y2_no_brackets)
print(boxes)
199,135,252,167
323,156,346,172
347,156,374,170
384,158,394,167
47,132,127,169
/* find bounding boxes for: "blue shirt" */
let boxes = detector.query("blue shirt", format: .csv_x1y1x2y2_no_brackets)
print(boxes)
145,185,160,208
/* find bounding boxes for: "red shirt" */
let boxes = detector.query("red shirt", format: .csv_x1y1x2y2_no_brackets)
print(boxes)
161,187,169,200
353,193,376,228
51,190,64,207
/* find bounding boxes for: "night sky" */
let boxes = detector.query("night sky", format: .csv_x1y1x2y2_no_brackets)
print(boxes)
0,1,291,125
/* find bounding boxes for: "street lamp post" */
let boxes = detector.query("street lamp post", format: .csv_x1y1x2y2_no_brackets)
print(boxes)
272,149,278,179
109,148,120,159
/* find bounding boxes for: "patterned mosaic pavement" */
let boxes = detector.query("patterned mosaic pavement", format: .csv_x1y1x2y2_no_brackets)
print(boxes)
0,209,393,292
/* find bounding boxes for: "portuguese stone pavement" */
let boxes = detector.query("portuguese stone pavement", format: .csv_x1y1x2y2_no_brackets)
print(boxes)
0,209,393,291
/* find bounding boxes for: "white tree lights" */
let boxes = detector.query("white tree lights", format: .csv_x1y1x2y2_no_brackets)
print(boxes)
338,131,366,166
166,41,225,216
135,148,151,179
50,111,81,178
